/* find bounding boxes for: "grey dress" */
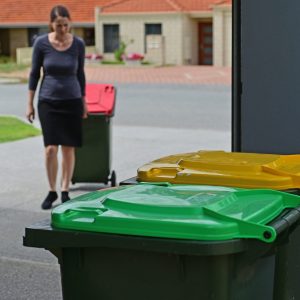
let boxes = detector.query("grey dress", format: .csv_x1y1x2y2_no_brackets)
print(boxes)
29,34,86,146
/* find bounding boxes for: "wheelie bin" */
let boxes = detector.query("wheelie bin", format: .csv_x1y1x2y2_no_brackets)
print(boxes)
136,150,300,299
137,150,300,190
72,84,116,186
23,183,300,300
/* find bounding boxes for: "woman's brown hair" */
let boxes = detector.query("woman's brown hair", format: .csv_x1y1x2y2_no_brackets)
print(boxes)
49,5,71,32
50,5,71,22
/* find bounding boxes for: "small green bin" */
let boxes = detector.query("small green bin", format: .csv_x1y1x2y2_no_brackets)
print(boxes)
23,184,300,300
72,84,116,186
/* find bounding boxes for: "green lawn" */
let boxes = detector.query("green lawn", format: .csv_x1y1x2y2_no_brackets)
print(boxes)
0,62,28,73
0,56,29,73
0,116,41,143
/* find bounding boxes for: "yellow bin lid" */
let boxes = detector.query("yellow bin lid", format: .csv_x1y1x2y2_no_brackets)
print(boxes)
137,151,300,190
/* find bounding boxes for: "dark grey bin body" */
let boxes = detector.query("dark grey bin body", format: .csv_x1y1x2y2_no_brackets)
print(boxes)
72,114,113,184
23,220,283,300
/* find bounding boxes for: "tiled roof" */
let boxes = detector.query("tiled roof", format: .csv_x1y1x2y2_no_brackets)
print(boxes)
0,0,111,25
101,0,232,13
216,0,232,5
0,0,232,25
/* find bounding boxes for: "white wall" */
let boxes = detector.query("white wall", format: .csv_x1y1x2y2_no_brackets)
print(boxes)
213,5,232,67
182,16,214,65
9,29,28,58
96,12,184,65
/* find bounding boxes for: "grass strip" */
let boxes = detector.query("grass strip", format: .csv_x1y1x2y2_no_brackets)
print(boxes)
0,63,28,73
0,116,41,143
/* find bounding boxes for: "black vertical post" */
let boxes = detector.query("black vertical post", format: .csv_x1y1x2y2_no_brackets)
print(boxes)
232,0,241,152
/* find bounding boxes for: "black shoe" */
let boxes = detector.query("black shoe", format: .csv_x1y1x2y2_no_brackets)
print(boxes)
41,191,58,210
61,191,70,203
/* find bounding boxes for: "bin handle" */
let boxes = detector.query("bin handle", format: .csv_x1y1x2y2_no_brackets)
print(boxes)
105,85,114,93
267,206,300,237
203,204,300,243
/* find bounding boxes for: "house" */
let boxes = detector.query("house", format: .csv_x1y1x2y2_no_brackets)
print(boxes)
95,0,232,66
0,0,111,58
0,0,232,66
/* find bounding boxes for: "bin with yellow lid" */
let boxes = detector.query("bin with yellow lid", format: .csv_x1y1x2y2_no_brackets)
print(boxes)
137,150,300,191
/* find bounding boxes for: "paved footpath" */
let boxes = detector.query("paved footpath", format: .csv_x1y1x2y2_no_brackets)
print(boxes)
0,65,231,85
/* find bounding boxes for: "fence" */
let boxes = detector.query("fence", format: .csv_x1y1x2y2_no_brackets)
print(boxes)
16,46,97,65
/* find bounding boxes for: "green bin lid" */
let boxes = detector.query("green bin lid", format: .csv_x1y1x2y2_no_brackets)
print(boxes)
51,183,300,243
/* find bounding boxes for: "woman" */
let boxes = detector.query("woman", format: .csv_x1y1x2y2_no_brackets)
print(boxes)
26,5,88,209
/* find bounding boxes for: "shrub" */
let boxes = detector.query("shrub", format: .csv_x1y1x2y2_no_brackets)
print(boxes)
0,56,13,63
114,41,127,62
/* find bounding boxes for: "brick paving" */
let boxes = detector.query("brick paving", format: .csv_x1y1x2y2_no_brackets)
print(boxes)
0,65,231,85
85,65,231,85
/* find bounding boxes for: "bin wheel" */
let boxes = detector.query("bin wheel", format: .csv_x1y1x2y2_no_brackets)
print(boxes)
110,170,117,187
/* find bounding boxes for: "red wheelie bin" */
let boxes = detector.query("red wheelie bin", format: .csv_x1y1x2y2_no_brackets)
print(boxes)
72,84,116,186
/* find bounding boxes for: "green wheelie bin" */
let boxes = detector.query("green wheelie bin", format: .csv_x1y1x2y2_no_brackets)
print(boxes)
23,183,300,300
136,150,300,299
72,84,116,186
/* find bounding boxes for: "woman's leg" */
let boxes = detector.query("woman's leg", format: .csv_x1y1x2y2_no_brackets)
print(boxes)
45,145,59,191
41,145,59,209
61,146,75,192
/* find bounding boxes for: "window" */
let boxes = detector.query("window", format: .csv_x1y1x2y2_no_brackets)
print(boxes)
83,28,95,46
145,24,162,35
28,27,48,46
144,24,162,53
103,24,119,53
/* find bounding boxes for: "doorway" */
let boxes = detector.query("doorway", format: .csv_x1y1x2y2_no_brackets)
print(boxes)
198,22,213,65
0,29,10,56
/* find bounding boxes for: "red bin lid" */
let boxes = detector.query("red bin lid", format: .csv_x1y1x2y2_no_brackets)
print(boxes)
85,84,116,116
